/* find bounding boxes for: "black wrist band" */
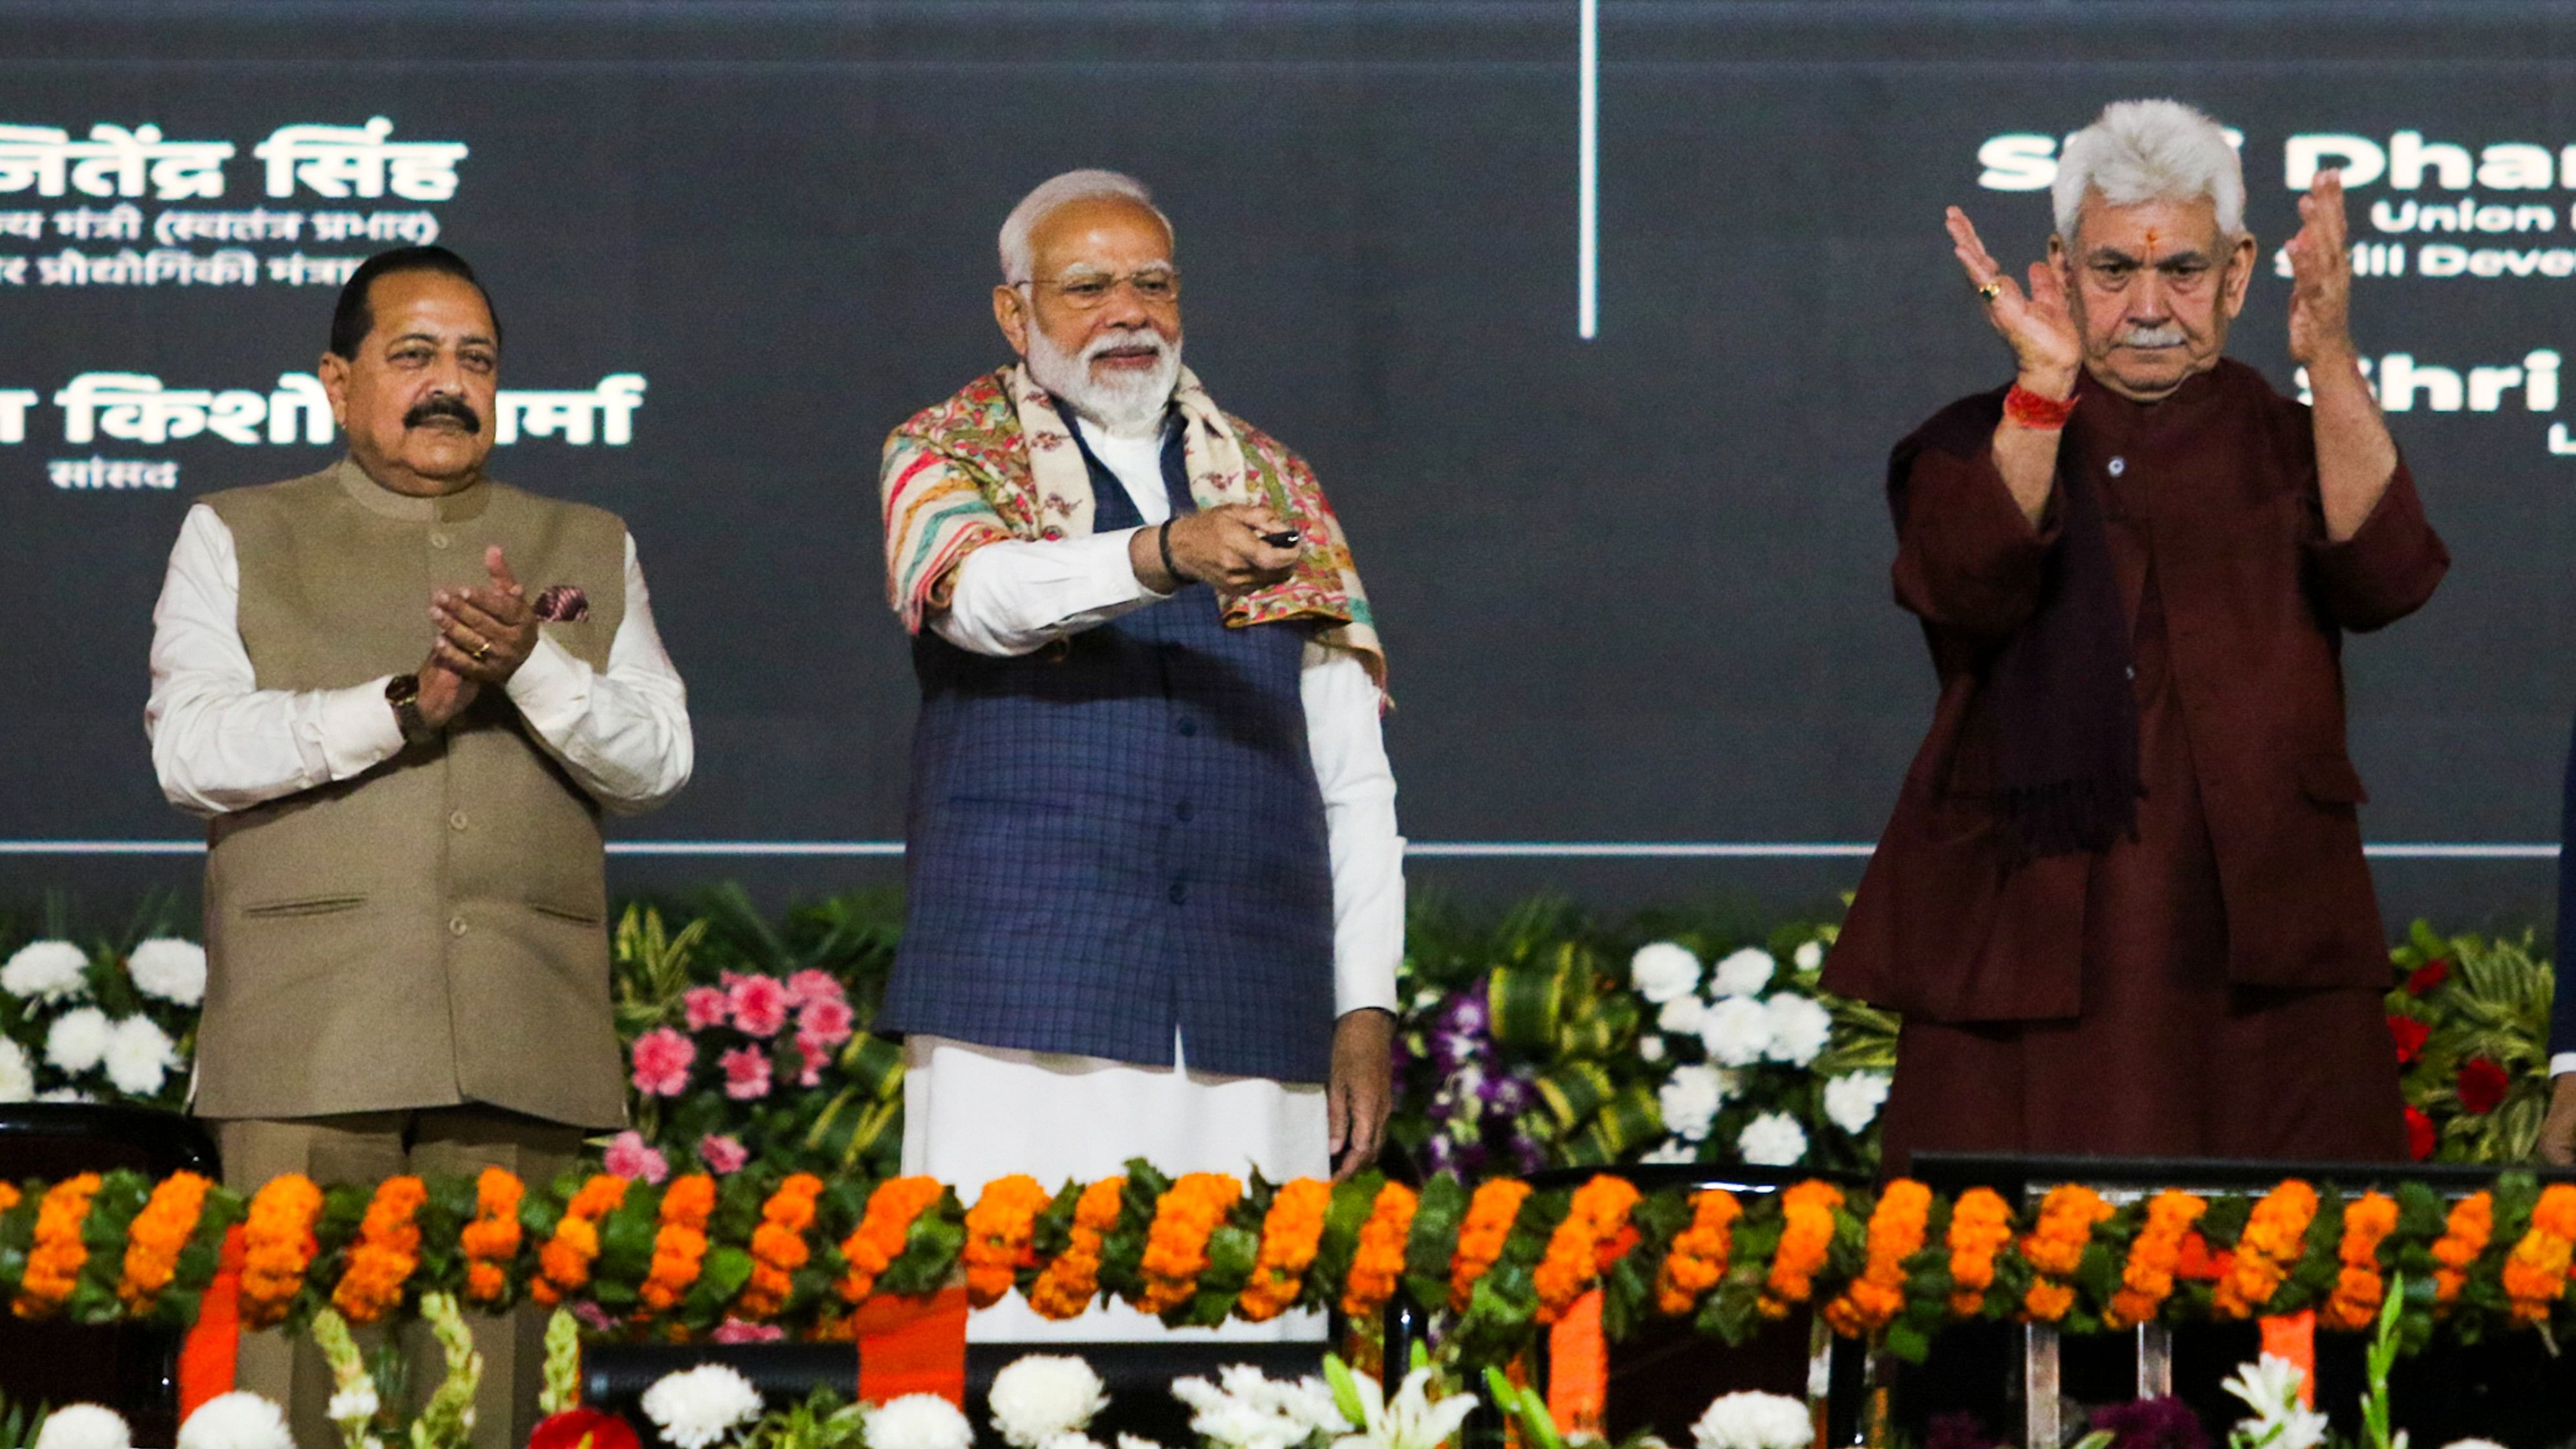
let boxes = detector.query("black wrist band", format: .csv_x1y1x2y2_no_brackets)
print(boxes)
1158,521,1180,584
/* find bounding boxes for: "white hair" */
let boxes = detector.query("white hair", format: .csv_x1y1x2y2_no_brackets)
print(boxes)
997,169,1173,283
2052,99,2244,243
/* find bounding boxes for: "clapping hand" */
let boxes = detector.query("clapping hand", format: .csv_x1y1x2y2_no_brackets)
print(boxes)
2284,169,2357,369
1947,206,2082,394
431,545,541,684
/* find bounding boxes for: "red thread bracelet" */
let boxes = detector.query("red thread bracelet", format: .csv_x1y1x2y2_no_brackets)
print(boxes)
2004,382,2078,430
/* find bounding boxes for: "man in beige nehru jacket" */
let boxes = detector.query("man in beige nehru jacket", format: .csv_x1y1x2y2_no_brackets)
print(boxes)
145,245,691,1449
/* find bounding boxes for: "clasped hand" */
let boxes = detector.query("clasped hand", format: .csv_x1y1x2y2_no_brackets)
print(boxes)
1131,503,1301,595
412,545,539,730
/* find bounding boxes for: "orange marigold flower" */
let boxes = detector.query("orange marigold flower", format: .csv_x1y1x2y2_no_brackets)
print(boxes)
1340,1181,1420,1320
1944,1188,2015,1318
2320,1192,2400,1331
836,1176,945,1304
1030,1176,1127,1321
2105,1191,2207,1329
238,1174,325,1330
733,1173,825,1322
2213,1180,2319,1320
12,1173,102,1319
1136,1173,1242,1316
118,1171,213,1313
0,1183,19,1213
532,1174,630,1307
963,1175,1053,1309
1239,1178,1332,1322
1824,1179,1930,1337
1760,1181,1845,1320
2020,1184,2112,1323
2431,1192,2493,1305
332,1176,428,1325
1535,1176,1643,1325
460,1168,526,1305
2502,1183,2576,1324
640,1174,718,1315
1449,1179,1534,1314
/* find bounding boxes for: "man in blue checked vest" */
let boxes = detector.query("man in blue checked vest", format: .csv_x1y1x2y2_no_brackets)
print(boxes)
875,169,1403,1340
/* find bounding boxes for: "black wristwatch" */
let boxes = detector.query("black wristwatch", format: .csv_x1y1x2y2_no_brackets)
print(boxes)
384,672,433,746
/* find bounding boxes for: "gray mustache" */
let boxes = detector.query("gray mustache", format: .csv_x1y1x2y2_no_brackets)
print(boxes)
2119,325,2187,348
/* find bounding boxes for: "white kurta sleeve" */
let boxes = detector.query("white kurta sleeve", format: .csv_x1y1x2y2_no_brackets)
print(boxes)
1303,642,1402,1016
931,530,1172,657
2554,1051,2576,1078
146,505,406,818
503,532,694,814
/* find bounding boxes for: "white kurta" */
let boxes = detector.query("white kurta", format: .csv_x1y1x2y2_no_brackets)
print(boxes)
904,416,1402,1341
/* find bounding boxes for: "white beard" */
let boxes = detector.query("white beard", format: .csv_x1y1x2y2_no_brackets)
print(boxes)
1024,322,1182,439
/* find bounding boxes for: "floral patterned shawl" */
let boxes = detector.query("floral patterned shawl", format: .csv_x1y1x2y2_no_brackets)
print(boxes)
880,364,1384,684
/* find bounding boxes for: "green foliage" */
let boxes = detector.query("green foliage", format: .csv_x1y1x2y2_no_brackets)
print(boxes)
0,1391,45,1449
2388,921,2557,1162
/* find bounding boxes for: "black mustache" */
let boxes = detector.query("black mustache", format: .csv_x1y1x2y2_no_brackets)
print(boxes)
404,396,482,431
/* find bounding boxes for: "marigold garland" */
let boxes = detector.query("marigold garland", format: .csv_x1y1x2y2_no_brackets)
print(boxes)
2106,1190,2207,1329
1238,1178,1332,1322
0,1182,19,1214
836,1175,945,1304
1136,1173,1243,1315
1944,1188,2015,1318
2213,1180,2319,1320
459,1168,525,1305
2431,1192,2494,1305
1340,1180,1420,1320
735,1173,824,1321
1652,1188,1741,1318
961,1175,1052,1309
1449,1179,1535,1313
116,1170,213,1313
1030,1175,1126,1321
2020,1183,2113,1323
332,1175,428,1325
640,1174,717,1316
1535,1175,1643,1325
12,1172,102,1319
532,1174,630,1307
2321,1192,2401,1331
2501,1182,2576,1325
237,1173,325,1330
1760,1180,1844,1320
1824,1178,1929,1336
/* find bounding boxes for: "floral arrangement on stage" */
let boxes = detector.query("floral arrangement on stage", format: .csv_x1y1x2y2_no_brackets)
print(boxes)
8,1160,2576,1369
2384,921,2558,1163
0,908,202,1109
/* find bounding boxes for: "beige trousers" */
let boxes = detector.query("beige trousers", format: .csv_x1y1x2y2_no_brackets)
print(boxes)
213,1108,584,1449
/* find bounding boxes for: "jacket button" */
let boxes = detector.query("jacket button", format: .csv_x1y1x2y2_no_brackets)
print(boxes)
448,809,469,831
448,915,469,936
429,530,452,549
1174,718,1197,737
1168,880,1189,905
1175,800,1195,822
2106,457,2127,477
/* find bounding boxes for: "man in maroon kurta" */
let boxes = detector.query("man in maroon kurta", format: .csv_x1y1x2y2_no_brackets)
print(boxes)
1823,100,2447,1169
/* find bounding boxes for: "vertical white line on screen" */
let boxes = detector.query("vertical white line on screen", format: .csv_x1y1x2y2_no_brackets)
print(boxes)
1578,0,1599,340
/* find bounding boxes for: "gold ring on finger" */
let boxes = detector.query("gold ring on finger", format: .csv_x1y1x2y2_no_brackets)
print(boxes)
471,641,491,662
1978,279,2004,302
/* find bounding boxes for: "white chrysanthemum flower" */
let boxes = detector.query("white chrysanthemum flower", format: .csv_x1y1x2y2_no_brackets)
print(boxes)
177,1393,295,1449
2438,1441,2509,1449
1657,1064,1726,1142
103,1016,179,1097
1823,1073,1892,1135
2221,1356,2329,1449
1691,1391,1813,1449
126,937,207,1007
1761,995,1834,1067
327,1380,381,1429
1697,996,1771,1067
35,1404,133,1449
1792,941,1824,972
1118,1437,1169,1449
3,940,91,1003
990,1354,1109,1448
1640,1140,1696,1164
1737,1113,1808,1167
38,1087,94,1104
1628,942,1702,1005
1042,1437,1107,1449
1658,996,1706,1036
640,1363,764,1449
1709,948,1775,999
1638,1034,1667,1063
864,1393,975,1449
1173,1366,1348,1449
0,1037,34,1103
45,1007,112,1074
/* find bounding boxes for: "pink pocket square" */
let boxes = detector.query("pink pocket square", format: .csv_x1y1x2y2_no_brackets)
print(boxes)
533,585,590,623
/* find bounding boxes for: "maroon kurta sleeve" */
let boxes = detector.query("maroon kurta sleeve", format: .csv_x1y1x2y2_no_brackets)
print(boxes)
1890,413,2063,642
2306,459,2448,633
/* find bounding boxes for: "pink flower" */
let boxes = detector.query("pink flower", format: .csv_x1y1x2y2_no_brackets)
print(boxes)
603,1129,669,1185
572,1302,618,1333
797,996,856,1051
728,973,791,1037
699,1133,750,1175
682,986,731,1031
783,969,846,1009
793,1034,828,1088
710,1318,785,1344
720,1044,773,1100
629,1027,695,1096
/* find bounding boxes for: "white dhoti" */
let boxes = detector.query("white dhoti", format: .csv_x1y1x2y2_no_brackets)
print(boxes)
902,1033,1330,1342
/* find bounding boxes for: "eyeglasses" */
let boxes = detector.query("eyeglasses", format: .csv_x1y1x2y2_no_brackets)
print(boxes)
1023,268,1181,309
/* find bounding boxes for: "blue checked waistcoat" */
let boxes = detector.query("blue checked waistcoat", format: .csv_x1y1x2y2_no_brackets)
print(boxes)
879,414,1339,1084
